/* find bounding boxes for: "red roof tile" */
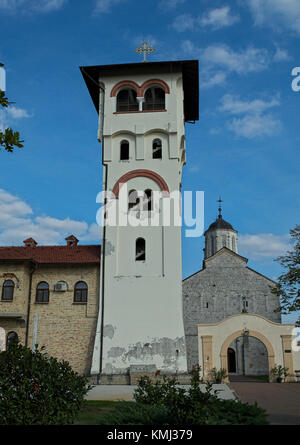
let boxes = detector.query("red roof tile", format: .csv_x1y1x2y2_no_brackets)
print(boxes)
0,245,101,264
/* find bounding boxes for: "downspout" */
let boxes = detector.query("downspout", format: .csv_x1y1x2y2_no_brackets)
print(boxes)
25,261,37,347
97,82,106,384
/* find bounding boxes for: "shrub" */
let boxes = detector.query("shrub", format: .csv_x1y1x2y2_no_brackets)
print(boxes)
133,374,268,425
0,342,92,425
208,367,228,383
96,402,171,425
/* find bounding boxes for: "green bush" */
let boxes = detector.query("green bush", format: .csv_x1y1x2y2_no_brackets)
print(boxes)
133,374,268,425
96,402,171,425
0,342,92,425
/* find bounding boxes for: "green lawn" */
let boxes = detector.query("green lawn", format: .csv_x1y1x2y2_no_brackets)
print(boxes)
246,375,269,382
74,401,134,425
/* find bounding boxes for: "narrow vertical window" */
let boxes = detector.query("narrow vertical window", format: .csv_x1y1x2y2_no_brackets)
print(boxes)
120,140,129,160
136,238,146,261
36,282,49,303
144,189,152,211
74,281,88,303
2,280,15,301
128,189,140,211
152,139,162,159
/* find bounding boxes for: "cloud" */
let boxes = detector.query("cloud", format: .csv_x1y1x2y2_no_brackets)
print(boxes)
200,71,227,89
0,106,31,131
219,94,280,115
172,7,239,32
199,6,240,29
0,188,101,246
181,41,271,74
0,0,67,13
159,0,185,10
246,0,300,34
171,13,195,32
273,46,290,62
239,233,290,259
219,94,282,139
94,0,123,14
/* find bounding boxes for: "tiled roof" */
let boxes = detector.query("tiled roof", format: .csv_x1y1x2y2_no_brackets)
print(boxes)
0,245,101,264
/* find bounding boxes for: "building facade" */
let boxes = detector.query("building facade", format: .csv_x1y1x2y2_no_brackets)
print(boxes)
0,236,100,375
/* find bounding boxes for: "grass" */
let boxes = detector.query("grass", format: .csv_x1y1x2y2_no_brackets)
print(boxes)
74,401,134,425
246,375,269,382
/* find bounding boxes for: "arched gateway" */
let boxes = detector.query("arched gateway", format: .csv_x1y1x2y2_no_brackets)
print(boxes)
198,313,297,382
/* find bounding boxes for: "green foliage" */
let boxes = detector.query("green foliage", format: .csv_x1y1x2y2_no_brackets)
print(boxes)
0,65,24,153
133,374,268,425
96,402,171,425
0,342,92,425
208,367,228,383
271,365,289,380
273,225,300,326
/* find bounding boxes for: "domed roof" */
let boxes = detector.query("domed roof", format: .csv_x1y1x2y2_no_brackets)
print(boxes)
205,215,235,232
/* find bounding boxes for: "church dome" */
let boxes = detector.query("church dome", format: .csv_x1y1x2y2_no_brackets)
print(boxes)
206,215,235,232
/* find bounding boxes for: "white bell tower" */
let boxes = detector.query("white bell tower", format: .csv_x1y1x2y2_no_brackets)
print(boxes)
81,58,199,380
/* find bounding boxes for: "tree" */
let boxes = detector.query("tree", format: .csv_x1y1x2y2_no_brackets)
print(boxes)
0,62,24,152
273,225,300,326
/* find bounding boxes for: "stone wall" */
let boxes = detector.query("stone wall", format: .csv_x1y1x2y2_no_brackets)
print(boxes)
183,250,281,372
0,261,99,375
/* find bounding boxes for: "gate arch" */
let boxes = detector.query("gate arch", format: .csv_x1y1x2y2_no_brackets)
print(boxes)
220,329,275,382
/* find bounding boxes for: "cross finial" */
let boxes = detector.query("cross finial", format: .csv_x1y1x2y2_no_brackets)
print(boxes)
217,196,223,218
135,41,155,63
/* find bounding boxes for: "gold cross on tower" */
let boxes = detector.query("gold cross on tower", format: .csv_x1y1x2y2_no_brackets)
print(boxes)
135,41,155,63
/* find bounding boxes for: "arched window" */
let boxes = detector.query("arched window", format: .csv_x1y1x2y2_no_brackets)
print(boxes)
128,189,140,211
2,280,15,301
136,238,146,261
116,89,138,112
74,281,88,303
144,189,152,211
152,139,162,159
143,87,165,111
120,140,129,160
6,331,18,348
36,282,49,303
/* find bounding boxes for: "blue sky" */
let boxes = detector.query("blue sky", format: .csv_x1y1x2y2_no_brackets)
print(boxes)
0,0,299,322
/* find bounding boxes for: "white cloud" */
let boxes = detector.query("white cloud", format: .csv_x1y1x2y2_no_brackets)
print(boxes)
0,106,31,131
0,0,67,13
0,189,101,246
228,113,282,139
159,0,185,10
273,47,290,62
239,233,290,259
200,6,240,29
246,0,300,34
94,0,123,14
200,71,227,89
171,13,195,32
219,94,282,139
181,41,271,74
219,94,280,115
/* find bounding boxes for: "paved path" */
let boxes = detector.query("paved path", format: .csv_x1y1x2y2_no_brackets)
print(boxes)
86,384,236,401
230,382,300,425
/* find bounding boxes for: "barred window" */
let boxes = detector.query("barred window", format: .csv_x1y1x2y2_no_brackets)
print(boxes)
2,280,14,301
117,89,138,112
143,87,165,111
74,281,88,303
36,282,49,303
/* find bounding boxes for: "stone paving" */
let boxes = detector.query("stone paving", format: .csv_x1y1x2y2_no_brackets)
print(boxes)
230,381,300,425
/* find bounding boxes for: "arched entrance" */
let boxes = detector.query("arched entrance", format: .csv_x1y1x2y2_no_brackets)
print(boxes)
220,329,275,382
227,347,236,373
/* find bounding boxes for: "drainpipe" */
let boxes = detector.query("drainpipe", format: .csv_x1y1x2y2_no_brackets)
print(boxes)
25,261,37,347
97,83,106,385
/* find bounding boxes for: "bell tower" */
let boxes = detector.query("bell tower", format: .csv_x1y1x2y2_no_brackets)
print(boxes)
81,59,199,380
